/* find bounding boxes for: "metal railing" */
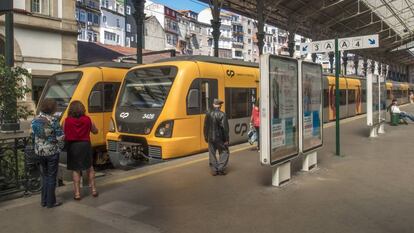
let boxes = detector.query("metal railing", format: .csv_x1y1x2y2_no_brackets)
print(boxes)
0,136,41,199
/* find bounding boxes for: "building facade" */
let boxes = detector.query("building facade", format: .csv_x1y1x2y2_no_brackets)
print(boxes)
100,0,125,46
1,0,78,107
75,0,100,42
144,16,166,51
124,0,136,47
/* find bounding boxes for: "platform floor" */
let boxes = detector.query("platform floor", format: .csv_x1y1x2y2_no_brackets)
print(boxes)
2,105,414,233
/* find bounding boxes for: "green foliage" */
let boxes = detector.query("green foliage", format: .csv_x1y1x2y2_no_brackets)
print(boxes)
0,55,33,122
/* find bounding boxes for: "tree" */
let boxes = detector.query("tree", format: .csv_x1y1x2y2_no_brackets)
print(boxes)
0,55,32,130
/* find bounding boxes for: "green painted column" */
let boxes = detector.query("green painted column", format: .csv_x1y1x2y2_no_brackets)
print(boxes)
335,37,341,156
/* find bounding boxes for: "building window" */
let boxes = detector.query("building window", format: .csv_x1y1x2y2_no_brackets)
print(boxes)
93,33,98,42
248,38,251,44
117,35,120,43
103,16,106,23
208,38,213,46
116,19,120,28
127,24,131,32
93,14,99,25
79,10,86,22
247,29,251,34
75,9,79,20
126,5,131,15
126,37,131,47
104,31,116,41
131,36,134,42
87,12,93,22
31,0,41,13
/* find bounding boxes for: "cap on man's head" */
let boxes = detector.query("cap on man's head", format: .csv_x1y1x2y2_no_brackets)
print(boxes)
213,98,224,105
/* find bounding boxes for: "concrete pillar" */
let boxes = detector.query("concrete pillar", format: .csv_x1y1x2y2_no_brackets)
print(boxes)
342,51,348,75
363,58,368,77
353,55,359,76
329,52,334,73
311,53,317,63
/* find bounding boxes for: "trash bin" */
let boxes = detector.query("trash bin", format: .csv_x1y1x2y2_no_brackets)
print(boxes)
391,113,400,126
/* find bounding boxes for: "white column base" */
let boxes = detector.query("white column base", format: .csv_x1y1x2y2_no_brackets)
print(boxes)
272,161,291,187
378,123,385,134
302,151,317,172
369,126,378,138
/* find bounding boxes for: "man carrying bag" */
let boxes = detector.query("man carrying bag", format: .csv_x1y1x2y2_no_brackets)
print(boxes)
203,98,230,176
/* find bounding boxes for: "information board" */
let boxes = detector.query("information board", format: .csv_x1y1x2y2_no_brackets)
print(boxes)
260,55,299,166
301,61,323,152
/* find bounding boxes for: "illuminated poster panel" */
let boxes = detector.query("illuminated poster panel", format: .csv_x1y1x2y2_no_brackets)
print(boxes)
379,75,387,123
372,75,380,125
268,56,299,165
301,62,323,152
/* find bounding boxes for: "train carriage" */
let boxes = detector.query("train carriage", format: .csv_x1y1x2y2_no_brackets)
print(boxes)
106,56,259,168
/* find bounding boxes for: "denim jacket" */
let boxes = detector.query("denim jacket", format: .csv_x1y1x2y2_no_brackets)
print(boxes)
31,112,64,156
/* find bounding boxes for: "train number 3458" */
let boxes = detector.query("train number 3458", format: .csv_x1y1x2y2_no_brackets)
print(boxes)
142,114,155,119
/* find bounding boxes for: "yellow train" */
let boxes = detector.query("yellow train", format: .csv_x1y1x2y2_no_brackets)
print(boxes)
323,75,412,122
37,62,134,165
105,56,413,167
106,56,259,167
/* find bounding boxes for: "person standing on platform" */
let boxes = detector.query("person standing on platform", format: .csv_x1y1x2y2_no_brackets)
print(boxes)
31,99,64,208
64,101,99,200
204,98,230,176
250,100,260,151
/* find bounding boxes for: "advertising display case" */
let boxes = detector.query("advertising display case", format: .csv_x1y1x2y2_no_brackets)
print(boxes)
260,55,299,166
301,61,323,153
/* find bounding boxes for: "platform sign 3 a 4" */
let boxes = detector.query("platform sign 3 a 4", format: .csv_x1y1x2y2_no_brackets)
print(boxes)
260,55,299,166
300,61,323,153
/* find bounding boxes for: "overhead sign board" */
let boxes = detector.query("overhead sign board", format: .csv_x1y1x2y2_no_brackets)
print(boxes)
300,34,379,54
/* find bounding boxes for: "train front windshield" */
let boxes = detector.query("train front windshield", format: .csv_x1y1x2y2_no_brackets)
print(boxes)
38,72,82,116
119,67,176,109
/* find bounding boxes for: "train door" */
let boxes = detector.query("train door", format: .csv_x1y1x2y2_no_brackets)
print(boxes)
87,82,106,148
225,88,256,144
199,79,218,149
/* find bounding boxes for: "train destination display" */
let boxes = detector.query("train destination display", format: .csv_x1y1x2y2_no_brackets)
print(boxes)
301,62,323,152
267,56,299,165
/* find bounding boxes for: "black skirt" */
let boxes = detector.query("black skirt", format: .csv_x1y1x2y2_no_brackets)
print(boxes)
67,141,93,171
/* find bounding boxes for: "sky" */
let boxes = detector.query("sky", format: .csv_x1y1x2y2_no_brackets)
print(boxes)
151,0,208,13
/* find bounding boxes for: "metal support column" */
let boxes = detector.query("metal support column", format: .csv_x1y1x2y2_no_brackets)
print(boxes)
363,58,368,77
311,53,317,63
288,30,295,57
335,37,341,156
353,55,359,76
329,52,334,73
256,0,265,55
210,0,222,57
133,0,145,64
342,51,348,75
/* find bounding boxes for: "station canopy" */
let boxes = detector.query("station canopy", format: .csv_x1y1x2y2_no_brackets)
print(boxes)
199,0,414,65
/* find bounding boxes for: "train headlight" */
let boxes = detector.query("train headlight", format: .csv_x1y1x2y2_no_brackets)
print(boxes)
155,120,174,138
109,117,116,132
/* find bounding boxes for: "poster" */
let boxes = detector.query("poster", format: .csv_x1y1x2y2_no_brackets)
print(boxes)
372,75,380,125
301,62,323,152
269,56,299,164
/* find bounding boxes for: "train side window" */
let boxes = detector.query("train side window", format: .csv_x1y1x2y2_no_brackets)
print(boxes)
89,83,104,113
103,83,120,112
201,79,218,113
323,89,329,107
225,88,254,119
348,90,356,104
339,90,347,105
186,79,201,115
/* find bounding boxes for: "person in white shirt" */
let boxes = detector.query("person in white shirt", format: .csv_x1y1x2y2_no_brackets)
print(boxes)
391,99,414,121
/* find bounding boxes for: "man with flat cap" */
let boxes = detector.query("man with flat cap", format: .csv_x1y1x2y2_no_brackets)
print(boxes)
204,98,230,176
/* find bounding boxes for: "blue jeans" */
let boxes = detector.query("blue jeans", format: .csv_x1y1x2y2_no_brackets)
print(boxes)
39,153,59,207
400,112,414,121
